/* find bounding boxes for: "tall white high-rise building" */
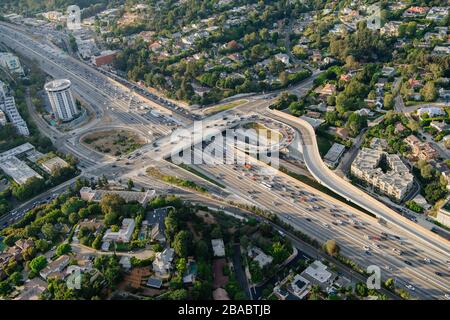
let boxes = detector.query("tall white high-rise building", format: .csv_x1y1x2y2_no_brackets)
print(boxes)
44,79,78,121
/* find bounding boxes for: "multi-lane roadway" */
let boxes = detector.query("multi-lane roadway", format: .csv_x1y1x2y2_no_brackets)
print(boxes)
1,22,449,300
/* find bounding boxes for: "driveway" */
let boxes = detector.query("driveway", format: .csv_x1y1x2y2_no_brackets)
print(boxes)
232,244,251,299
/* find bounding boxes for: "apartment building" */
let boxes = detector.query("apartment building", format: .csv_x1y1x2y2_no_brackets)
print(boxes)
351,148,414,201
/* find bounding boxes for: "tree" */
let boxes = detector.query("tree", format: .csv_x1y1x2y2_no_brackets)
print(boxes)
324,239,340,256
3,233,18,247
355,282,368,297
41,223,57,241
325,111,338,125
383,93,394,109
292,45,307,59
56,243,72,256
127,179,134,191
176,258,187,275
9,272,22,286
346,113,367,137
0,281,12,297
61,197,85,215
424,183,447,204
210,226,222,239
384,278,395,290
420,82,437,102
11,177,46,201
100,194,125,216
30,255,48,273
249,260,263,283
195,240,209,260
168,289,188,300
279,71,289,87
271,242,290,265
420,164,433,180
164,213,179,241
68,212,80,225
35,239,49,253
405,201,424,213
173,231,191,258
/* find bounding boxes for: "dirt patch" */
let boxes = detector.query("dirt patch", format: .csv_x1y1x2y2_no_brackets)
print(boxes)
213,258,229,289
118,267,151,289
187,222,202,241
82,129,145,156
196,210,217,225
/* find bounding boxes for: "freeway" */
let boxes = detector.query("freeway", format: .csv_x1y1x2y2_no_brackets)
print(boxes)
1,20,449,300
124,174,400,299
186,138,450,299
267,109,450,256
0,23,183,136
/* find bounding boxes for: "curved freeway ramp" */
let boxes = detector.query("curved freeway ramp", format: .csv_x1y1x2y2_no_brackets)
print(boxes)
268,109,450,256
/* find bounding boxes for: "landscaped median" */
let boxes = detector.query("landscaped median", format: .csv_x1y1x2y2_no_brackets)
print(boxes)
146,166,207,193
203,99,248,116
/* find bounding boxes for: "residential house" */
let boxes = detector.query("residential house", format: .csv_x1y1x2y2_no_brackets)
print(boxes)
300,260,337,290
289,274,311,299
152,248,175,278
315,83,336,96
40,255,70,280
211,238,226,257
247,247,273,268
431,121,450,132
102,218,136,244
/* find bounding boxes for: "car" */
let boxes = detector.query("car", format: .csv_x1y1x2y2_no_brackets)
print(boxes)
305,218,312,222
435,272,445,277
424,258,432,264
404,260,413,266
363,245,370,251
405,284,415,291
445,294,450,300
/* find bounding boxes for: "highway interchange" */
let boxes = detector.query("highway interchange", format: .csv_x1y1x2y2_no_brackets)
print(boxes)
0,22,449,300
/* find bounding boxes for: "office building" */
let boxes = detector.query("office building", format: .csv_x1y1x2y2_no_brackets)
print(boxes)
0,52,24,76
323,143,346,168
0,96,30,136
0,143,43,185
44,79,78,121
92,50,117,67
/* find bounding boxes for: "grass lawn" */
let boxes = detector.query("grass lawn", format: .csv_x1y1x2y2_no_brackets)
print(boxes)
204,99,247,115
0,241,6,253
